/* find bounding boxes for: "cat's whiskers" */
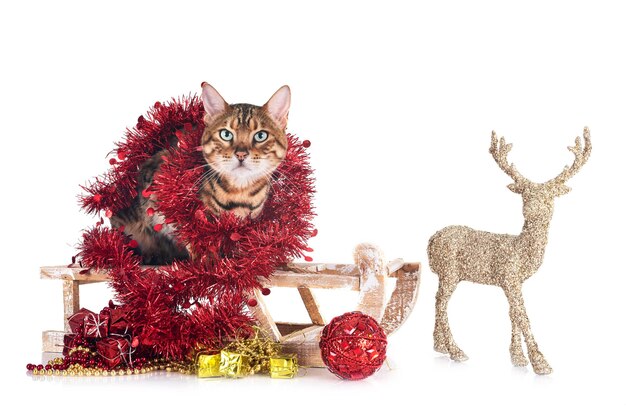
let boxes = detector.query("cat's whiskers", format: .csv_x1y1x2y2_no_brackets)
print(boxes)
186,168,218,199
262,167,301,198
184,163,211,173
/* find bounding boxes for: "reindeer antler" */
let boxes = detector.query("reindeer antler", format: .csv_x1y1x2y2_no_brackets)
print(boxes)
549,127,592,184
489,131,526,184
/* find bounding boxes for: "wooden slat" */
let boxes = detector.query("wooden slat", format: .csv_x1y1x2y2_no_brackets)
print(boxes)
281,324,323,343
380,263,421,335
249,289,282,341
41,266,109,282
42,330,65,353
41,265,361,289
353,244,387,321
297,287,325,325
62,280,80,332
261,272,359,290
281,263,359,276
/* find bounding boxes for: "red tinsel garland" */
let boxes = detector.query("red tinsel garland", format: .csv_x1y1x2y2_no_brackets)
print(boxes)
77,96,316,359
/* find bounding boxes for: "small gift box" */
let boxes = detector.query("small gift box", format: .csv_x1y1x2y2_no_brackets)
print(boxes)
269,354,298,379
219,350,251,378
108,307,130,335
197,353,222,378
96,337,131,369
83,310,109,339
67,308,95,334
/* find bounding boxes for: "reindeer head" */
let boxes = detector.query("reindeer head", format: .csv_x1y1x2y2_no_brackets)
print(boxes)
490,128,592,224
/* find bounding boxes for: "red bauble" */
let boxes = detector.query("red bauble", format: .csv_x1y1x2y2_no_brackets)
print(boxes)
319,311,387,380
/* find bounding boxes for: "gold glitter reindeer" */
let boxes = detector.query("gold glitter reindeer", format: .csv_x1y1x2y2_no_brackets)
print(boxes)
428,128,591,375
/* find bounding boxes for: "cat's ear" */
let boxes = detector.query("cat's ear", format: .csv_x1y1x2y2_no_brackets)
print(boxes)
263,85,291,130
201,82,228,123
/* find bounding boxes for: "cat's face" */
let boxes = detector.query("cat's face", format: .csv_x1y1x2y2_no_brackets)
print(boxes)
200,84,290,187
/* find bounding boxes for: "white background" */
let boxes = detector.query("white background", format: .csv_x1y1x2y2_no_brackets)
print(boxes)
1,0,624,405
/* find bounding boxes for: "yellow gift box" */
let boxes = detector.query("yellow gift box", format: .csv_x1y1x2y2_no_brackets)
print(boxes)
219,350,251,378
197,353,222,378
269,354,298,379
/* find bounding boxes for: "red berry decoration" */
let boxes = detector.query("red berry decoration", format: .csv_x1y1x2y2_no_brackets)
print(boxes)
319,311,387,380
261,287,271,296
247,298,258,307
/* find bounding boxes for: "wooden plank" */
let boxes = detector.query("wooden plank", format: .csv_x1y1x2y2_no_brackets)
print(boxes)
41,266,361,289
42,330,65,353
281,325,324,367
281,324,323,343
249,288,282,341
380,263,421,335
63,280,80,332
261,272,359,290
354,244,386,321
281,263,359,276
386,258,405,276
41,266,109,282
275,323,315,337
297,287,325,326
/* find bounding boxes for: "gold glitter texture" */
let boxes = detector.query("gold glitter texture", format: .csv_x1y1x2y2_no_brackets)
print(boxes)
219,351,251,378
427,128,591,375
269,354,298,379
197,353,222,378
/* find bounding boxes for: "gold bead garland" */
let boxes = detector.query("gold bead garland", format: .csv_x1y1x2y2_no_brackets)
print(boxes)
30,356,195,377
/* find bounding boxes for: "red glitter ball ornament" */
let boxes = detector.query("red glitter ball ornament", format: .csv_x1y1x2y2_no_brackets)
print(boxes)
319,311,387,380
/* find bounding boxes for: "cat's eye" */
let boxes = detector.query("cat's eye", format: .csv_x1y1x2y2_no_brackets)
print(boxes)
254,131,268,143
219,129,234,141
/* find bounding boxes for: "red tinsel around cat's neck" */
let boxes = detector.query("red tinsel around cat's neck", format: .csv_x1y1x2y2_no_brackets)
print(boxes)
77,96,316,359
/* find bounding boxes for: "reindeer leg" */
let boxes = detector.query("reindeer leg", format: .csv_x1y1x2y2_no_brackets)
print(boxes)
503,283,552,375
507,297,529,367
434,277,468,361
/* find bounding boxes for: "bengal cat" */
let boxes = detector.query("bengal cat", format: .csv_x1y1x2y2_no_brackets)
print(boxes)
111,83,291,264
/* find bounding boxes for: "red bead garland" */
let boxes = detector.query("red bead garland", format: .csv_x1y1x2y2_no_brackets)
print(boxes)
319,311,387,380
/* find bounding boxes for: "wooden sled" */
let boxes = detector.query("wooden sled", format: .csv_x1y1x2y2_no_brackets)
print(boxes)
41,245,421,367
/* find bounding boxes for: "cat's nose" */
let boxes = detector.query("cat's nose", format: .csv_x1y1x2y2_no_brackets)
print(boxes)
235,151,248,161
